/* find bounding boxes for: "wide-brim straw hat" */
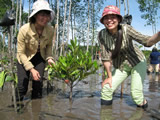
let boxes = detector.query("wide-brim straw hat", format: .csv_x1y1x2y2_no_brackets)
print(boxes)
100,5,122,24
29,0,55,21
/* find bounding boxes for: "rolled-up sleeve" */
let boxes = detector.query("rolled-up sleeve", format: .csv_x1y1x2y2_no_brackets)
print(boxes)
126,24,151,46
98,30,112,61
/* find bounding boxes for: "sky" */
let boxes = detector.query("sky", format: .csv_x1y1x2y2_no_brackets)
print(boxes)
24,0,160,49
24,0,159,35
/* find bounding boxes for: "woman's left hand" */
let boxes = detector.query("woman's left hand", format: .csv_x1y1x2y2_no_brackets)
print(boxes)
48,58,55,66
102,77,112,88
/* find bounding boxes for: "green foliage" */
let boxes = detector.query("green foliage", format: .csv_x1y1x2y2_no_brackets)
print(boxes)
0,70,7,88
22,12,29,24
137,0,160,27
0,55,18,89
142,50,151,63
46,38,99,87
0,56,10,66
0,0,12,19
0,70,18,88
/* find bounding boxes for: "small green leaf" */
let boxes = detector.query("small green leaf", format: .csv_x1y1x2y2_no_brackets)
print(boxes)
0,71,7,88
5,76,14,82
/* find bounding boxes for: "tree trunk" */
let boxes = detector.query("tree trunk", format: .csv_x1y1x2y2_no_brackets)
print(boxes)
13,0,19,59
55,0,59,58
19,0,22,28
71,8,73,40
2,32,6,70
127,0,129,14
73,10,76,40
69,85,73,101
52,25,57,52
2,32,6,58
28,0,31,22
87,0,90,52
11,0,14,61
121,81,124,98
61,0,67,56
124,0,126,15
66,0,72,47
91,0,95,59
8,27,13,73
12,82,17,112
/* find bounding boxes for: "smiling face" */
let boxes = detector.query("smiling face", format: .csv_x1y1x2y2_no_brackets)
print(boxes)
34,10,51,27
103,14,120,34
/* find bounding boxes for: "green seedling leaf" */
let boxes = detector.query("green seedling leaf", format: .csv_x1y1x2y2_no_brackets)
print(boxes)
5,75,14,82
47,38,99,99
0,71,7,88
13,73,18,84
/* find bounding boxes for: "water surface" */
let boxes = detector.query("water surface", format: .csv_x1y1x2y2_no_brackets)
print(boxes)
0,67,160,120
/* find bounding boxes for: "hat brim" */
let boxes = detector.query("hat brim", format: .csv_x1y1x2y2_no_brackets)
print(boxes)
100,13,122,24
29,8,54,19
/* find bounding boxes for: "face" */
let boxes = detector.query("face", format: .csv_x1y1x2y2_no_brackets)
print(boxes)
103,14,120,34
34,10,51,27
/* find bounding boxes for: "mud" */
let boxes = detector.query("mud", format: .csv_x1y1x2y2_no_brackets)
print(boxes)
0,67,160,120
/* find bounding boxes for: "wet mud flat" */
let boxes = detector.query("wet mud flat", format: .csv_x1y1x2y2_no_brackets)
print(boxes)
0,68,160,120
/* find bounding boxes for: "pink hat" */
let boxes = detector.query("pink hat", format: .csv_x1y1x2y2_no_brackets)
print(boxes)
100,5,122,24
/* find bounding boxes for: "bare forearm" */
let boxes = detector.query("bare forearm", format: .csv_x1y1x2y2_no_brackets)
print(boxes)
103,61,112,78
146,32,160,47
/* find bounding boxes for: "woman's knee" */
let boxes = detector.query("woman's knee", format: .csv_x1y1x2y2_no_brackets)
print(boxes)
131,89,144,105
101,84,113,101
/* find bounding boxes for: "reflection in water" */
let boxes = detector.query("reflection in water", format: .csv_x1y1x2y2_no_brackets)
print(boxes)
30,99,42,120
100,106,144,120
128,108,143,120
148,73,160,82
148,74,160,92
100,106,113,120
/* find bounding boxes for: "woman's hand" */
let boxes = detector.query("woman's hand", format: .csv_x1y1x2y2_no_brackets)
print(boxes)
30,68,41,81
102,77,112,88
47,58,55,66
102,61,112,88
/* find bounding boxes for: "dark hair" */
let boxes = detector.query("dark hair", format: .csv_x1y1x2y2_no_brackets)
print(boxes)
29,16,36,23
152,47,158,52
29,10,51,23
112,25,123,59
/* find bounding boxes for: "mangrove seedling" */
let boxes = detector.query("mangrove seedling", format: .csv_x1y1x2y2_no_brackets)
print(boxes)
46,38,99,100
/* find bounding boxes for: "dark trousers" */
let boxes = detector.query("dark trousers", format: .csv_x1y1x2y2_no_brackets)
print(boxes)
16,52,45,101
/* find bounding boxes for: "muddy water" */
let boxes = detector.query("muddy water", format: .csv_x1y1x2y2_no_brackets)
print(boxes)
0,67,160,120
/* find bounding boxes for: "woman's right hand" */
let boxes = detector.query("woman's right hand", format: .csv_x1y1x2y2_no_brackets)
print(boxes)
30,68,41,81
102,77,112,88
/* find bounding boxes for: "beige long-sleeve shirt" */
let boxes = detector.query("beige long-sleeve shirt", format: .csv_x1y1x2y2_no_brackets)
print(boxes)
17,23,54,71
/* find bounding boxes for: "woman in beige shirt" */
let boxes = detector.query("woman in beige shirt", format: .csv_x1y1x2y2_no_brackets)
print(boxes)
16,0,55,101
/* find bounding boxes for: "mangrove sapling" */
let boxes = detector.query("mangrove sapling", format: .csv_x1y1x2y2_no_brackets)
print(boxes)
0,69,18,112
46,38,99,100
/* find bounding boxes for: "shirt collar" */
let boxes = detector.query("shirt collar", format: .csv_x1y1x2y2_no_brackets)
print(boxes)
29,23,48,39
105,28,117,38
